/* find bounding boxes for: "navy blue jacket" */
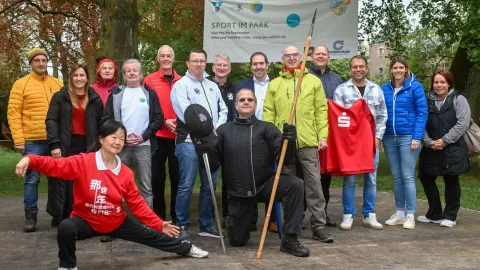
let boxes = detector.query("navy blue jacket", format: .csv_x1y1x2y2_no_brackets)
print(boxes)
308,65,342,100
381,74,428,141
235,78,255,95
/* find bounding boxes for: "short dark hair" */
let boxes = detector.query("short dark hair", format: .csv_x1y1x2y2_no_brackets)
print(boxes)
349,55,368,68
249,52,268,65
88,120,127,152
430,69,455,91
188,49,207,61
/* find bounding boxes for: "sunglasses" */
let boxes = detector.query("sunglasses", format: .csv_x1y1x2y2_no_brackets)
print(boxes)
238,98,255,103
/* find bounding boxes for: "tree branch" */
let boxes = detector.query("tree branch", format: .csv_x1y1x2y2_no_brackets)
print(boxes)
25,0,97,34
0,0,25,15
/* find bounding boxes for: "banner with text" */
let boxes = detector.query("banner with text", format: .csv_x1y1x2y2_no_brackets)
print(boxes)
203,0,358,63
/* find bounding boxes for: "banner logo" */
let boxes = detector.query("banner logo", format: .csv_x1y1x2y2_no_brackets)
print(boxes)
250,1,263,14
286,13,301,28
333,40,344,50
330,0,351,16
338,112,350,127
212,1,223,13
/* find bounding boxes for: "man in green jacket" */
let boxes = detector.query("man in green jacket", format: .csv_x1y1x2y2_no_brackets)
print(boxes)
263,46,333,243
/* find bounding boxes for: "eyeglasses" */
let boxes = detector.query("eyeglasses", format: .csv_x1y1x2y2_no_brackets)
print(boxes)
189,60,206,65
238,98,255,103
283,53,300,59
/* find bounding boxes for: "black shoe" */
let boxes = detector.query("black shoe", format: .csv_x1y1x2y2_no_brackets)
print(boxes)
301,223,307,230
312,229,334,243
24,209,37,233
100,236,116,242
51,218,62,228
280,233,310,257
176,226,190,241
326,216,337,227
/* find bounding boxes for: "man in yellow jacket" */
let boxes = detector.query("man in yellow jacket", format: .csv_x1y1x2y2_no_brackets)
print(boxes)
263,46,333,242
7,48,63,232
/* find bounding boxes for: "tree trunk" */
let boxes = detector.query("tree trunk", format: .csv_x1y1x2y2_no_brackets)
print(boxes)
450,45,480,122
98,0,140,83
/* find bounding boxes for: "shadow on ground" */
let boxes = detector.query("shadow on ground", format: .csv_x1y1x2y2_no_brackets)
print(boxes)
1,189,479,269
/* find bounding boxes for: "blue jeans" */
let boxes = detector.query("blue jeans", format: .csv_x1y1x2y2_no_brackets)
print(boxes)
174,143,218,229
24,140,52,213
383,135,420,214
342,148,379,217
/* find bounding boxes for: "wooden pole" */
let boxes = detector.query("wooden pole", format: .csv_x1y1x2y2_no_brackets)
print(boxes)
256,36,313,259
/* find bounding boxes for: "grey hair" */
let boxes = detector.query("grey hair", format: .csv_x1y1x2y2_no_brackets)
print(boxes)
157,45,174,58
213,54,231,67
122,59,142,74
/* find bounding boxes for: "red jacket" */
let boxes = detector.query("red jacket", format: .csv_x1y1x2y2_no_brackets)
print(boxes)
91,59,119,107
28,152,164,233
320,99,376,176
143,69,181,139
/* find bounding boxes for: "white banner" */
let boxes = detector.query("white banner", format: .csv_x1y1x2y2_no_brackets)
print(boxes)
203,0,358,63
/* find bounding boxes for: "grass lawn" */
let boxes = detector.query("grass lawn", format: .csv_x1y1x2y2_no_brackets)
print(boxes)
1,149,479,210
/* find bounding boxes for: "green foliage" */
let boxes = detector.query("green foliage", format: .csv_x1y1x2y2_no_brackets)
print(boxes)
360,0,411,56
329,59,351,82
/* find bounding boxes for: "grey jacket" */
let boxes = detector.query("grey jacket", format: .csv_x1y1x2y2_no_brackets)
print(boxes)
423,89,471,147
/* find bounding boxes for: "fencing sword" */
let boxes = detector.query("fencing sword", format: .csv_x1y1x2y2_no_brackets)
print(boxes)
203,153,227,255
256,8,318,259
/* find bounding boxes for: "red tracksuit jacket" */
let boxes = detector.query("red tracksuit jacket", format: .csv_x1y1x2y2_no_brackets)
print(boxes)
320,99,376,176
28,152,164,233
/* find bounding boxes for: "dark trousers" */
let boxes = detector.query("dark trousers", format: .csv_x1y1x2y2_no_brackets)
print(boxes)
321,173,332,210
57,215,192,268
222,169,229,217
151,137,179,221
419,174,461,221
227,174,304,247
47,135,85,221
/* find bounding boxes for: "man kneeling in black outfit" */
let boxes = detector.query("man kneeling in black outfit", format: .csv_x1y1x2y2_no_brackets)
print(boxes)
215,88,308,257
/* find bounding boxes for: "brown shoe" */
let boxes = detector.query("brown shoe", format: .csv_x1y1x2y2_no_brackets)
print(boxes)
268,222,278,233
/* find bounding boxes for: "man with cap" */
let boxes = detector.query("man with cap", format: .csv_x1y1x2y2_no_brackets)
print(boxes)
8,48,63,232
194,88,309,257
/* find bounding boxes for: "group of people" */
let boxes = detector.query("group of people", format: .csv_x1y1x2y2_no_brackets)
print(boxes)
8,43,471,268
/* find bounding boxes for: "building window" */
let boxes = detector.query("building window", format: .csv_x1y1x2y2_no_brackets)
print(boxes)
378,47,384,56
379,67,384,74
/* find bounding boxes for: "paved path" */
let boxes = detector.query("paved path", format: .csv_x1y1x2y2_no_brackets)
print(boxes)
1,189,479,269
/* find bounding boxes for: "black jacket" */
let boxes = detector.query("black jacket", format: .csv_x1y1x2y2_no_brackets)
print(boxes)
210,78,235,122
102,85,164,151
46,86,103,156
215,115,294,197
419,92,470,176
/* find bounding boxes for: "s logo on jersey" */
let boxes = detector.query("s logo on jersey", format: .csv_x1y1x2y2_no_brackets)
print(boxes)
338,112,350,127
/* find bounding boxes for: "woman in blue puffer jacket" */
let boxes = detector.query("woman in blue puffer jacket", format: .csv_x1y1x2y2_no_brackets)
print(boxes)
381,57,428,229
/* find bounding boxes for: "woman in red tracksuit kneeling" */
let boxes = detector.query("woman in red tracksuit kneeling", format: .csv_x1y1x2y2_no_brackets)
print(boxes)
16,120,208,270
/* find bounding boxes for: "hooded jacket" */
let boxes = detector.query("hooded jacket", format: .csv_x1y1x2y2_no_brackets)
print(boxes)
263,68,328,148
143,69,182,139
91,59,119,107
46,86,103,156
8,71,63,145
381,74,428,141
170,71,228,144
419,90,471,176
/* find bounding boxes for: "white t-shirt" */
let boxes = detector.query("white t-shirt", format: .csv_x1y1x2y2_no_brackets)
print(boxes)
121,87,150,146
254,76,270,120
394,87,402,95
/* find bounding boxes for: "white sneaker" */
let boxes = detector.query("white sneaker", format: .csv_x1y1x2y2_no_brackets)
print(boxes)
385,213,405,226
188,245,209,258
403,214,415,229
417,215,443,224
340,214,354,230
440,219,456,227
363,213,383,230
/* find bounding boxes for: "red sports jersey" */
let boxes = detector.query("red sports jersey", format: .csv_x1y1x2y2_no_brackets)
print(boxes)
320,99,376,176
28,152,164,233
